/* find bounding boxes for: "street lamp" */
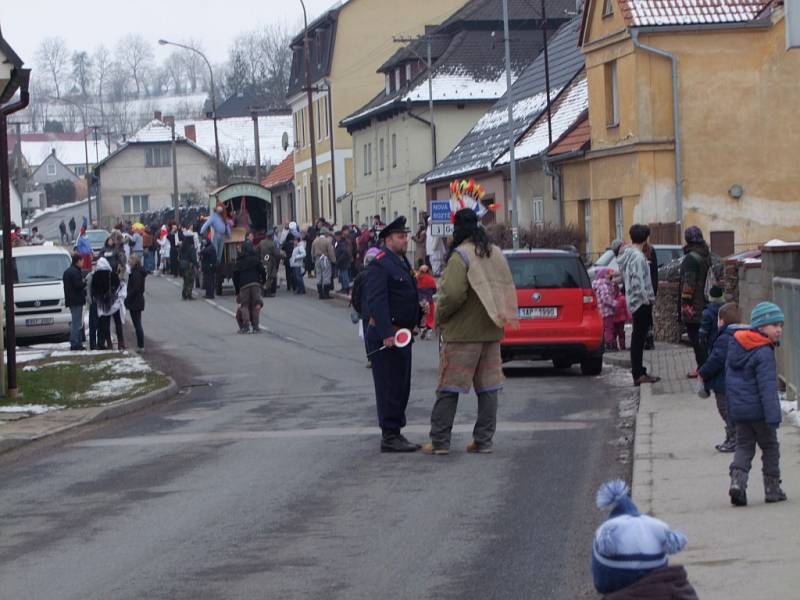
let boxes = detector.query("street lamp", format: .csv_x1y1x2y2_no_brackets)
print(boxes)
158,39,221,187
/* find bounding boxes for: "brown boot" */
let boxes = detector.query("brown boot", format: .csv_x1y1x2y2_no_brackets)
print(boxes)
634,374,661,386
421,442,449,455
466,441,494,454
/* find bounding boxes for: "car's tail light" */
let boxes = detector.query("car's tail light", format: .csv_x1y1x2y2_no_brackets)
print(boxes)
583,292,597,313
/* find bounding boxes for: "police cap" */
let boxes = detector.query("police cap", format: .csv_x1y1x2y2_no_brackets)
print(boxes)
378,215,410,239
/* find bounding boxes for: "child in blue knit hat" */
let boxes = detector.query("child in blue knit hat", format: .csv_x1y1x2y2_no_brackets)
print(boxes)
726,301,787,506
592,480,696,598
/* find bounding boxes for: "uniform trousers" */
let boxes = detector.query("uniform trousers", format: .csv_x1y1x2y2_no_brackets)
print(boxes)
367,328,412,432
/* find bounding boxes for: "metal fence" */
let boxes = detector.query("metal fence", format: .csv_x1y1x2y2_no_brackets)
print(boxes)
773,277,800,400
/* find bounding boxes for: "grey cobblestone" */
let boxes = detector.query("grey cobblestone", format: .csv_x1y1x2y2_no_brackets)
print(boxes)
604,342,697,395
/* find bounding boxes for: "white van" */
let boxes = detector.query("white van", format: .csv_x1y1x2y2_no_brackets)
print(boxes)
1,244,73,341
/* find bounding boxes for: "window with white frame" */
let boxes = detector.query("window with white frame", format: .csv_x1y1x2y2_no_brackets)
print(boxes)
74,165,86,177
327,176,333,218
603,0,614,17
368,142,373,174
612,198,624,241
122,194,149,214
363,144,369,176
605,61,620,127
316,99,322,141
324,96,330,138
532,196,544,227
319,178,325,218
391,134,397,168
385,74,391,95
405,63,412,82
145,146,171,168
379,138,385,171
46,161,56,176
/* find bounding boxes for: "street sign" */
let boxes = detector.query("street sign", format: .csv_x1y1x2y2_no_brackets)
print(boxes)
430,200,451,223
431,223,454,237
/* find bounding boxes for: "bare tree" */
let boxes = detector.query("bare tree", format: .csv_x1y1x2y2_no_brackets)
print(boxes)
93,45,113,124
36,37,69,98
71,51,92,97
115,34,154,98
222,25,291,107
181,38,205,93
165,51,185,95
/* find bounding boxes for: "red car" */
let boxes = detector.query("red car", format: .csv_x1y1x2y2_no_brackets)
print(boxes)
501,249,604,375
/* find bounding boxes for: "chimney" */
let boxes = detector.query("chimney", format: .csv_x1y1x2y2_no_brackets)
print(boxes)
163,115,175,128
184,124,197,142
51,148,57,157
154,111,162,121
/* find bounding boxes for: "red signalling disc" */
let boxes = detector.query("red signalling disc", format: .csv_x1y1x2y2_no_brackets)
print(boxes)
394,328,412,347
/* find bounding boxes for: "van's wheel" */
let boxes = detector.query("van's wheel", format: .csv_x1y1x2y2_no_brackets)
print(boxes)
553,359,572,370
580,356,603,376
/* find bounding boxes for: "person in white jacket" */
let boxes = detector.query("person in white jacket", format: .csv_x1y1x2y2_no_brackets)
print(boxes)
425,217,446,276
289,236,307,295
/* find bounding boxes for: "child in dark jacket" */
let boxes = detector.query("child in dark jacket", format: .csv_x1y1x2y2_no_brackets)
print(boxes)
697,302,742,453
698,285,724,357
726,301,787,507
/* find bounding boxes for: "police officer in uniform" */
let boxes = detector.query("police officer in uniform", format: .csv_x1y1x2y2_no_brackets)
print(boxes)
365,216,422,452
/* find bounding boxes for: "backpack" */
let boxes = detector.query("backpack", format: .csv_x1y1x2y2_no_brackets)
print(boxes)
350,270,367,316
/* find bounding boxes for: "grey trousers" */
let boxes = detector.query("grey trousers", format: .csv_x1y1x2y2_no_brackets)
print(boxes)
715,392,734,440
429,390,498,450
730,421,780,478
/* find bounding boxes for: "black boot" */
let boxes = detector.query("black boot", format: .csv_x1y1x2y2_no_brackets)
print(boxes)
729,469,748,506
380,430,419,453
764,475,787,503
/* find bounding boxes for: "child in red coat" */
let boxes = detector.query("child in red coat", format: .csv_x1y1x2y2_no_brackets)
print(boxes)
416,265,437,339
613,280,631,351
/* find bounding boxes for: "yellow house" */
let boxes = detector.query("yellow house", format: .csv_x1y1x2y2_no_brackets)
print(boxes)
286,0,468,226
557,0,800,259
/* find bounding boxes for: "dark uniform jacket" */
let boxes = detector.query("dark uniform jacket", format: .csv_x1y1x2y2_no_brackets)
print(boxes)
365,249,420,341
232,244,266,294
200,242,217,273
125,266,147,312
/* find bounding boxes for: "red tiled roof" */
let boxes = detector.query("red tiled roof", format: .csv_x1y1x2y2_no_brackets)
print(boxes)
548,116,590,157
618,0,774,28
261,153,294,189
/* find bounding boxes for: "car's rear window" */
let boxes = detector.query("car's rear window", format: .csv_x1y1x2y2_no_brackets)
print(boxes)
507,255,591,289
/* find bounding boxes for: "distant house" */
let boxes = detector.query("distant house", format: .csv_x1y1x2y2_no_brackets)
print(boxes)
420,18,586,230
30,149,79,187
342,0,571,230
261,154,295,226
215,93,287,119
94,119,216,226
7,130,111,178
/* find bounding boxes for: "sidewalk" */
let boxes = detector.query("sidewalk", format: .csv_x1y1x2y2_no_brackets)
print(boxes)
618,343,800,598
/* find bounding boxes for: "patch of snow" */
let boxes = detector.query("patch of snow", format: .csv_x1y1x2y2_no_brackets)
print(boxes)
22,365,39,372
471,89,560,134
29,198,90,223
50,349,121,358
80,377,147,401
780,400,800,428
742,257,762,265
85,356,152,375
405,73,510,103
25,342,71,351
0,404,65,415
16,352,48,364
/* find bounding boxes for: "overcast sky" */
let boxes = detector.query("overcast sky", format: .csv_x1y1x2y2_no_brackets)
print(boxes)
0,0,339,66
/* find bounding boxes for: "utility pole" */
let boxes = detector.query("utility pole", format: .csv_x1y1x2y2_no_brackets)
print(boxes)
251,110,262,184
502,0,519,249
393,34,437,167
170,119,180,223
299,0,320,224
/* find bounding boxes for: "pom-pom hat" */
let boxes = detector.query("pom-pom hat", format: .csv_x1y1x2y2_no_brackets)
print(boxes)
751,302,784,329
592,480,688,594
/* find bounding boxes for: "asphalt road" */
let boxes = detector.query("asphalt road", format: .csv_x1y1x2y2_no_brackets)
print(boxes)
0,275,633,599
30,198,97,242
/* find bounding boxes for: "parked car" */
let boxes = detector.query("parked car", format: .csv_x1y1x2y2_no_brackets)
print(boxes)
1,244,73,342
501,249,604,375
588,244,683,280
85,229,110,260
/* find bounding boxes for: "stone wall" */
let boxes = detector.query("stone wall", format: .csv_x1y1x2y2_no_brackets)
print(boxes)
655,282,681,343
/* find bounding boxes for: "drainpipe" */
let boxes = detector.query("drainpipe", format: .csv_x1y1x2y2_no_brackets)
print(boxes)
630,29,683,231
407,110,437,167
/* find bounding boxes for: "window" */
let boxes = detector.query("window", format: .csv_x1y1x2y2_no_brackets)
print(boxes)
46,161,56,176
395,68,401,91
380,204,386,223
368,142,373,174
303,185,309,221
301,108,307,146
412,206,418,230
319,178,325,218
710,231,735,257
391,133,397,168
385,74,391,95
611,198,624,242
532,196,544,227
74,165,86,177
145,147,170,168
293,112,299,147
405,63,412,82
605,61,619,127
363,144,369,176
379,138,385,171
316,99,322,141
122,194,149,214
323,95,330,138
603,0,614,17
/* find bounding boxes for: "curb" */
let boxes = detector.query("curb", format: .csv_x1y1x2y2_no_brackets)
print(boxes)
631,382,654,515
604,352,631,369
0,377,178,456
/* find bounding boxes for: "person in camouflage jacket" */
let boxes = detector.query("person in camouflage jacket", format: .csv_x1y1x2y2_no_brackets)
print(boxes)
680,226,712,373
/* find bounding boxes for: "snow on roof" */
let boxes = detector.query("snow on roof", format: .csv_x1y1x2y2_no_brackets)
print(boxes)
495,76,588,165
619,0,774,27
18,139,110,167
127,119,174,143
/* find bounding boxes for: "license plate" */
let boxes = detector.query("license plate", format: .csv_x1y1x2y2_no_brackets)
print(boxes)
25,318,54,327
518,307,558,319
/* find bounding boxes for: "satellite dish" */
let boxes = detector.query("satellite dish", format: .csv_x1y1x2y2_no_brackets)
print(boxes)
281,131,289,152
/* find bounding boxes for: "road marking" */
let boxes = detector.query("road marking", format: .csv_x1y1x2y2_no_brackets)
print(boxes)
72,421,593,447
